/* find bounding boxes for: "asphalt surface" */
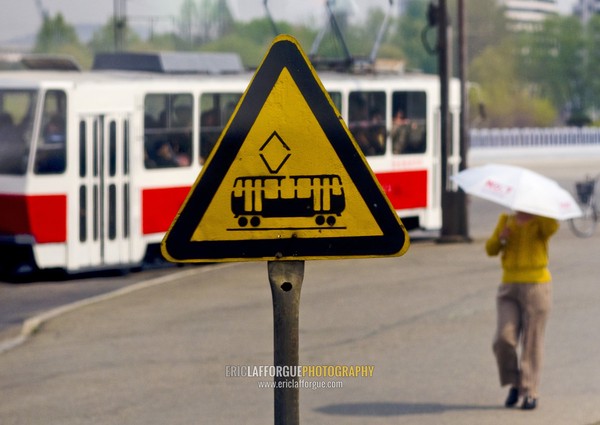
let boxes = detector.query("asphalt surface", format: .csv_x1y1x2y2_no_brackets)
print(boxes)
0,264,182,343
0,153,599,425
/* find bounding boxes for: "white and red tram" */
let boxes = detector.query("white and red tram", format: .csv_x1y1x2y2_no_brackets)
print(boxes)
0,52,460,274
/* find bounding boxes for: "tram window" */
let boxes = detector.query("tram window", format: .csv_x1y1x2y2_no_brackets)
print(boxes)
93,120,99,177
348,91,386,156
123,120,129,175
144,93,193,169
108,184,116,240
0,89,36,175
79,185,87,242
391,91,427,154
199,92,242,164
79,121,86,177
123,183,130,238
109,121,117,176
34,90,67,174
93,185,99,241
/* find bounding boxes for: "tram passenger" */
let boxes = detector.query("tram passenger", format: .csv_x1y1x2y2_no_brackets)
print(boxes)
352,110,386,156
149,140,179,168
174,105,192,128
351,123,373,156
391,109,410,154
43,114,66,144
403,121,426,154
367,108,386,155
391,109,427,154
167,138,191,166
172,105,192,166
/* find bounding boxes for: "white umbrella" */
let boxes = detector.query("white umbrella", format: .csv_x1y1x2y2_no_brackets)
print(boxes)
451,163,582,220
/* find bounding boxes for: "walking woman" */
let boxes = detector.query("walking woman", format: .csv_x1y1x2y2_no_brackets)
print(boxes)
486,210,559,410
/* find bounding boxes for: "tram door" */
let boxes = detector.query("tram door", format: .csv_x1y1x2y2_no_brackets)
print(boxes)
71,114,131,270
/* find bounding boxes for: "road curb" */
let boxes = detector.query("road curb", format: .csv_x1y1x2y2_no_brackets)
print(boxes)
0,264,236,354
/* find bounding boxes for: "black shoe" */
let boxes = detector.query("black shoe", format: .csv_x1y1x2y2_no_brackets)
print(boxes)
504,387,519,407
521,396,537,410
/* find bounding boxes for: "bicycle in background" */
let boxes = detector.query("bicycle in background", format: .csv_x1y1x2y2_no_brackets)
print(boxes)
569,174,598,238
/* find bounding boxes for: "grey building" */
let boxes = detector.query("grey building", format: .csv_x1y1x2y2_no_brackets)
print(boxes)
500,0,559,30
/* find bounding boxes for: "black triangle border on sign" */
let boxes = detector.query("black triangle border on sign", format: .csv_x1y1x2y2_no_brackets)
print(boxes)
162,35,408,262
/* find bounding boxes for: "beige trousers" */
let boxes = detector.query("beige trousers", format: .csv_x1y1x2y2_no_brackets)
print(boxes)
492,282,552,398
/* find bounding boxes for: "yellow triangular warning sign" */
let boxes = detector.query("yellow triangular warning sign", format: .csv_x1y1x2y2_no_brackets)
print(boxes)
161,35,409,262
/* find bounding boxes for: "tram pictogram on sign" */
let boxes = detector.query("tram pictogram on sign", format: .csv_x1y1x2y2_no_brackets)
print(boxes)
231,131,346,229
161,35,409,262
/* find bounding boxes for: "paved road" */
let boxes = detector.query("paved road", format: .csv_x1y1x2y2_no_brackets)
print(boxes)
0,155,599,425
0,264,182,342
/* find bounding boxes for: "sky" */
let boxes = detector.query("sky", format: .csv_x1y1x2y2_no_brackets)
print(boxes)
0,0,579,46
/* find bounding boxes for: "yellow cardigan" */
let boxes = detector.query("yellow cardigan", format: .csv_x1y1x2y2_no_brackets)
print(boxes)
486,213,559,283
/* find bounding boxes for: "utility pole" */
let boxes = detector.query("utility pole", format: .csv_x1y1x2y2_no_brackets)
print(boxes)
437,0,470,242
114,0,127,52
458,0,469,176
438,0,450,195
34,0,50,22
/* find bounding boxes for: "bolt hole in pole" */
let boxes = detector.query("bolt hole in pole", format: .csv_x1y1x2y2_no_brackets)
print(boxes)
267,260,304,425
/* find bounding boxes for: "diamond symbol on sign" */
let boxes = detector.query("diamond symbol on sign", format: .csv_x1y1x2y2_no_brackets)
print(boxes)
259,131,291,174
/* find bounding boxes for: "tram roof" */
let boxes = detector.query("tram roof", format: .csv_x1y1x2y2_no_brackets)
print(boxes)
0,59,447,93
0,67,441,82
92,52,245,75
0,53,81,71
0,52,448,89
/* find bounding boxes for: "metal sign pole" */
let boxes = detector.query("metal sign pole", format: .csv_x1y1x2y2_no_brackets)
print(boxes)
267,260,304,425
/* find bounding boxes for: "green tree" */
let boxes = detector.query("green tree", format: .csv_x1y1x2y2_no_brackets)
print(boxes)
88,17,143,52
470,40,556,127
200,33,265,67
390,0,435,73
176,0,235,48
518,16,587,122
177,0,199,48
448,0,509,62
585,15,600,121
389,0,508,74
33,13,79,53
201,0,234,42
32,13,93,68
355,7,404,61
139,33,181,52
200,19,315,68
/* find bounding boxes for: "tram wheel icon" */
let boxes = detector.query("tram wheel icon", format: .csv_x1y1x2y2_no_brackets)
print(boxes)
237,216,262,227
315,215,336,226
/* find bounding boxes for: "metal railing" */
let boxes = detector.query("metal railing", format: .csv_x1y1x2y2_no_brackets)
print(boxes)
469,127,600,148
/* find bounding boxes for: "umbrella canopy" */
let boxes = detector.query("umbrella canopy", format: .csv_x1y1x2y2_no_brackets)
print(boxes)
451,163,582,220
